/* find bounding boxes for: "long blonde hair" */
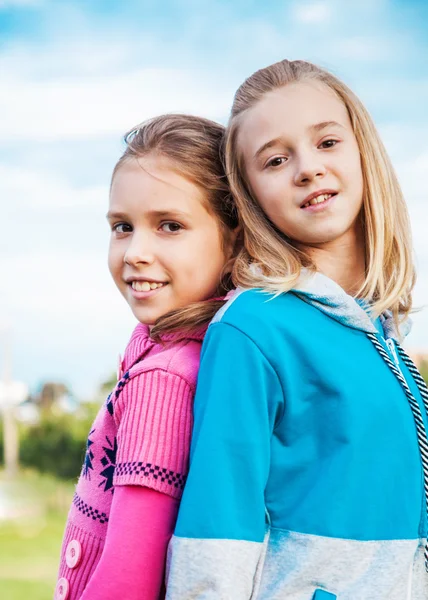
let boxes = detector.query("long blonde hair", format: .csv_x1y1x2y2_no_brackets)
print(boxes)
112,114,238,340
225,59,415,322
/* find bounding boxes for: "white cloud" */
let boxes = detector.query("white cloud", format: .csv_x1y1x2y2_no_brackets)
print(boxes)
383,143,428,267
413,152,428,172
293,1,332,23
385,143,428,350
380,123,428,159
0,162,136,396
383,129,428,233
399,160,428,210
335,36,394,61
2,0,428,394
0,37,144,79
0,164,107,209
2,251,136,397
0,67,234,142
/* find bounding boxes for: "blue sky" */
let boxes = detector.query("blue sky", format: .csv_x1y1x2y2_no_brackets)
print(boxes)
1,0,428,398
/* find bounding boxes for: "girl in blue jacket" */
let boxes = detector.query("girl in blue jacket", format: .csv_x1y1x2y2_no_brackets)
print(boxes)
166,60,428,599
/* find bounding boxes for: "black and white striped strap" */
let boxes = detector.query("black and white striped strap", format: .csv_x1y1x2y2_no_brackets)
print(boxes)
367,333,428,571
396,345,428,418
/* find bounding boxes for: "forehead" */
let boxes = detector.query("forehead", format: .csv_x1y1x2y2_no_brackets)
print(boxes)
109,154,205,212
238,81,352,155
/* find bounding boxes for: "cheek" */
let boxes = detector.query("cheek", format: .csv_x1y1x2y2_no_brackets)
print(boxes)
245,161,277,213
357,161,364,194
347,148,364,193
258,190,291,230
255,173,290,213
246,168,271,208
191,232,227,280
350,164,364,210
108,243,122,277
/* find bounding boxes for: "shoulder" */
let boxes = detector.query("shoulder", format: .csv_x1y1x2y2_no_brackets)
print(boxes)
129,338,202,392
215,287,303,322
211,288,306,341
162,339,203,387
204,288,324,375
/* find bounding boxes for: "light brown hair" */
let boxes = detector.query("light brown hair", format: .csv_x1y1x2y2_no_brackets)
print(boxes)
225,59,415,323
112,114,239,341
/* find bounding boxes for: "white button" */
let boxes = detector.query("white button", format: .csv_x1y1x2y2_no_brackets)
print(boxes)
55,577,69,600
65,539,82,569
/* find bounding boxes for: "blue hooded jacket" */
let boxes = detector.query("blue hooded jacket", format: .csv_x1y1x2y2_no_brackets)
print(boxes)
166,272,428,599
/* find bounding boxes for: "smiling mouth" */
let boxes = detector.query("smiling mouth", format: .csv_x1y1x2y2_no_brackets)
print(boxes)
131,281,167,292
301,192,336,209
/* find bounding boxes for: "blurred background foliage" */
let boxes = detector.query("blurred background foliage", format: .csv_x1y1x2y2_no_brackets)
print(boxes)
19,405,99,479
0,400,101,479
418,360,428,386
0,376,112,599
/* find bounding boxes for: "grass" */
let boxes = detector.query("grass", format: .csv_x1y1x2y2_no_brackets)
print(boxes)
0,469,74,600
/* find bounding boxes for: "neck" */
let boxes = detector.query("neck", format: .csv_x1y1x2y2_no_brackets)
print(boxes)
297,226,366,296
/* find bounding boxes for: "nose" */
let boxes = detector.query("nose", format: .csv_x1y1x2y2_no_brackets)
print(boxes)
123,232,155,267
293,150,326,186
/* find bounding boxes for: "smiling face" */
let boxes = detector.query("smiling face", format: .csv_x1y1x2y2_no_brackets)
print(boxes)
108,154,231,325
238,81,364,248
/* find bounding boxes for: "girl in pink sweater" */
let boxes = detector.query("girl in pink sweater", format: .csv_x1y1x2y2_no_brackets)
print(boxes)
54,114,239,600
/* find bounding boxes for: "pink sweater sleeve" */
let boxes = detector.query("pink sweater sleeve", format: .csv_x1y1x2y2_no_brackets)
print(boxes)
113,369,194,499
79,485,179,600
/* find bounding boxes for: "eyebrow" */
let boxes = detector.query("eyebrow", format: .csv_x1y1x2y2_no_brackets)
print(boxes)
253,120,345,161
147,209,191,219
106,210,127,220
106,209,191,220
310,120,345,133
253,137,284,162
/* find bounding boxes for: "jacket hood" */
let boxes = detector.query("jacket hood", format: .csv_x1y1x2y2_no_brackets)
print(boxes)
292,270,411,341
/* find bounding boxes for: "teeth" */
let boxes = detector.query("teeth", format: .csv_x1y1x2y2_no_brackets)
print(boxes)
131,281,165,292
303,193,333,208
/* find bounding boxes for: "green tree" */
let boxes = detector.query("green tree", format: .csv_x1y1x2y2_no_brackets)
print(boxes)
419,359,428,387
19,404,99,480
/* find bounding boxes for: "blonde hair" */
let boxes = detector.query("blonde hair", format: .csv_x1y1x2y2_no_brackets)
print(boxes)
112,114,238,340
225,59,415,322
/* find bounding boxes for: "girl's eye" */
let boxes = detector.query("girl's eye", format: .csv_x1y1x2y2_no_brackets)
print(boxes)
160,222,182,233
266,156,287,168
112,222,132,234
319,139,338,149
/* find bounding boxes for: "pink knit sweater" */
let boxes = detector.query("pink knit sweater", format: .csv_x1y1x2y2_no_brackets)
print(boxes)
54,323,204,600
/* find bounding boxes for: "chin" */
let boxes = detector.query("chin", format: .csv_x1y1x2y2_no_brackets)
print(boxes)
133,311,158,326
303,226,352,245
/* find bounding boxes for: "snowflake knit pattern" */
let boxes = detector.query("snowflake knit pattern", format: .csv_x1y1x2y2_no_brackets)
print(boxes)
55,323,204,600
